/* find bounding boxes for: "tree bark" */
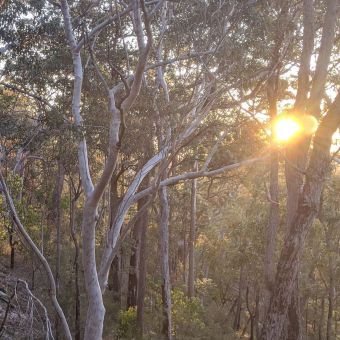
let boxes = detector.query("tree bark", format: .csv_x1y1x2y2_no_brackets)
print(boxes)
69,181,81,340
120,242,131,310
53,160,65,340
188,160,198,298
233,265,246,331
284,2,314,338
319,298,325,340
136,195,149,337
326,245,336,340
159,185,173,340
261,92,340,340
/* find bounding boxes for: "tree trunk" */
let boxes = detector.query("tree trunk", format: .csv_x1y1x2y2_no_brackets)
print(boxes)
9,225,15,269
261,92,340,340
188,160,198,298
287,282,302,340
233,265,245,331
326,258,335,340
120,242,131,310
109,172,121,302
127,236,138,308
136,195,149,338
264,149,279,308
319,297,325,340
127,189,149,309
159,185,172,340
82,202,106,340
53,160,65,339
69,184,81,340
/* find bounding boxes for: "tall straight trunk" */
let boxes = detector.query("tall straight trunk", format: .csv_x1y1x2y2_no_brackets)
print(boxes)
69,184,81,340
264,43,280,326
82,202,106,340
284,2,314,337
233,265,245,331
182,223,187,284
136,195,149,337
188,160,198,298
54,161,65,297
326,257,335,340
261,92,340,340
159,185,172,340
53,160,65,340
9,224,15,269
120,243,131,310
127,236,138,308
127,181,150,309
9,149,25,269
319,297,325,340
109,173,121,302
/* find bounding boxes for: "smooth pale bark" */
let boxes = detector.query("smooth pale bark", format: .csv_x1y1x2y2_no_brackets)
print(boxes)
98,84,218,290
159,185,173,340
188,160,198,298
60,1,152,337
69,182,81,340
261,92,340,340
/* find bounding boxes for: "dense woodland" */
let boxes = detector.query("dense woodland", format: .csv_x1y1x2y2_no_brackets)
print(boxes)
0,0,339,339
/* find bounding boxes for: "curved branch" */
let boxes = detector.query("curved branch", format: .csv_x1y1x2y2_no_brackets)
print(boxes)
0,170,72,340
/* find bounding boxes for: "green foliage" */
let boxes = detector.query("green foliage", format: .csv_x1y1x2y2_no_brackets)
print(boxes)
114,307,137,340
171,289,205,339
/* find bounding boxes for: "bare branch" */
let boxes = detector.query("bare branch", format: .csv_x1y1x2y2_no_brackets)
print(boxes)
0,169,72,340
0,82,51,108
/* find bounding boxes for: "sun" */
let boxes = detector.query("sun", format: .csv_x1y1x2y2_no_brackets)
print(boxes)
274,116,301,142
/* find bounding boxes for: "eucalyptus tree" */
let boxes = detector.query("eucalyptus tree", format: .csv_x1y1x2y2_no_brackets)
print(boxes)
261,0,340,337
2,1,326,339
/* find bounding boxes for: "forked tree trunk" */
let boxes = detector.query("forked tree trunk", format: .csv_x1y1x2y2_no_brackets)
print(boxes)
261,92,340,340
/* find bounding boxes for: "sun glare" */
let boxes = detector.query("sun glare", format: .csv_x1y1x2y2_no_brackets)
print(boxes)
274,117,301,142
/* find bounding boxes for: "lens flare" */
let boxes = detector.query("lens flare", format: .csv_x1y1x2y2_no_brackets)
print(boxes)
274,116,301,142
